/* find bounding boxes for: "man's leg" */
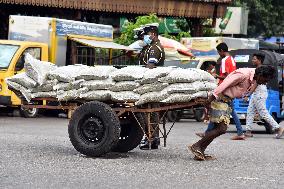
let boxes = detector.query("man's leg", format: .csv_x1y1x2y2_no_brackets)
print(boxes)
140,111,160,150
230,103,245,140
245,98,256,137
192,122,228,155
196,121,214,138
231,105,243,135
205,122,215,133
255,98,279,130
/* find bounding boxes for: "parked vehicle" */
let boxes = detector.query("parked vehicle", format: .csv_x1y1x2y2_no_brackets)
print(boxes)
0,15,131,117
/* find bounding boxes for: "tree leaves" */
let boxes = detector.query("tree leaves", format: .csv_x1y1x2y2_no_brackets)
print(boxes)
234,0,283,37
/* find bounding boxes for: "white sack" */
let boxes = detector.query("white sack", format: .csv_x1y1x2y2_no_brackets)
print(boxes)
164,81,217,94
110,81,140,92
32,91,57,98
5,80,32,102
111,66,148,81
24,53,57,85
80,90,111,101
81,79,115,90
161,93,192,103
111,91,140,102
48,64,88,83
191,91,209,99
53,79,84,91
140,67,173,84
30,79,58,92
57,87,89,101
6,73,37,88
159,68,216,83
133,82,169,95
135,91,169,106
76,66,117,80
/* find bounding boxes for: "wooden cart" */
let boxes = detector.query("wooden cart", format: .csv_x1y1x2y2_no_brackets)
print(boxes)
21,97,206,157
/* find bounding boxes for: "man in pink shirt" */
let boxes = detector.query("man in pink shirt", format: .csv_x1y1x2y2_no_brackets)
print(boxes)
188,65,283,161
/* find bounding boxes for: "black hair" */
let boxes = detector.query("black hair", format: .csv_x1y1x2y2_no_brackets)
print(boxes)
253,53,265,64
255,65,276,79
207,61,216,67
216,42,228,52
203,61,216,70
144,26,159,36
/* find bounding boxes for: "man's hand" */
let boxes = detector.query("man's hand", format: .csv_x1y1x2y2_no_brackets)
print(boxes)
212,73,217,78
205,94,215,107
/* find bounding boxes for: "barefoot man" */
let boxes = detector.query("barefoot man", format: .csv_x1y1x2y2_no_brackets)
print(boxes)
189,65,282,161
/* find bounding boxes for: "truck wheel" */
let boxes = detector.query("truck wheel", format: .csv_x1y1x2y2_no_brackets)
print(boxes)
167,111,181,122
194,108,205,122
20,107,39,118
264,114,278,134
68,101,120,157
112,113,145,152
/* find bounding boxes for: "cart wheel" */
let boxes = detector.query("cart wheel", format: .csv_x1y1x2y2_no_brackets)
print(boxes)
68,101,120,157
167,111,181,122
112,113,145,152
20,107,39,118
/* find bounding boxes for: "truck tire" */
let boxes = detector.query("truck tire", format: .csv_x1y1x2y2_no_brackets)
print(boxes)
20,107,39,118
167,111,181,122
112,113,145,152
264,114,278,134
68,101,120,157
194,108,205,122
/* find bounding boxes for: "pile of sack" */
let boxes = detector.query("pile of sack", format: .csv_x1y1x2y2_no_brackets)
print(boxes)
6,54,217,105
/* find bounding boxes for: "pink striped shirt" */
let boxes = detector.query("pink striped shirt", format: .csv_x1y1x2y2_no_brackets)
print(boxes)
213,68,256,99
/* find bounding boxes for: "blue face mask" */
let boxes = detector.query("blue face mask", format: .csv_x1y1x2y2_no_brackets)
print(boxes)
143,35,152,45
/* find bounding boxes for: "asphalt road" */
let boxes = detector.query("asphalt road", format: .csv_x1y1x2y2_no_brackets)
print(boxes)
0,116,283,189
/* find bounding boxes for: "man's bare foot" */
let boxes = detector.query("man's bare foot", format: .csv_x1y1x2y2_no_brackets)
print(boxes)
231,134,246,140
276,127,284,139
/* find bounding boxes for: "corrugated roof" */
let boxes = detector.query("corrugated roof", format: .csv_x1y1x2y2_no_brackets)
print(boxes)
186,0,232,2
0,0,230,18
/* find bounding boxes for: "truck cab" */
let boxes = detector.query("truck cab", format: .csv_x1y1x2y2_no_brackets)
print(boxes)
0,40,48,116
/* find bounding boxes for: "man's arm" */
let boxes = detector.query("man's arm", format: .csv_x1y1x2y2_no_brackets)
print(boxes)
146,46,161,69
215,72,228,80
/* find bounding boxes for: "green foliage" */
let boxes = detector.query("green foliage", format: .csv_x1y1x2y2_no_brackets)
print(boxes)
115,14,191,45
201,19,217,37
175,19,190,32
115,14,160,46
233,0,284,37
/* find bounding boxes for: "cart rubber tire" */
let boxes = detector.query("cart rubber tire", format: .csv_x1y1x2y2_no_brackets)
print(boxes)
112,113,145,152
20,107,39,118
194,108,206,122
167,111,181,122
68,101,120,157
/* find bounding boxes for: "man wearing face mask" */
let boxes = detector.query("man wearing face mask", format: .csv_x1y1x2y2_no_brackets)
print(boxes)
141,23,165,69
139,23,165,150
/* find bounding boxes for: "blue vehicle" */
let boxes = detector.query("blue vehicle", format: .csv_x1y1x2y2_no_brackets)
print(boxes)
228,49,284,133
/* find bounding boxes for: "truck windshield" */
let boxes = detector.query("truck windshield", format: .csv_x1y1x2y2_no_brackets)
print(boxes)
0,44,19,69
